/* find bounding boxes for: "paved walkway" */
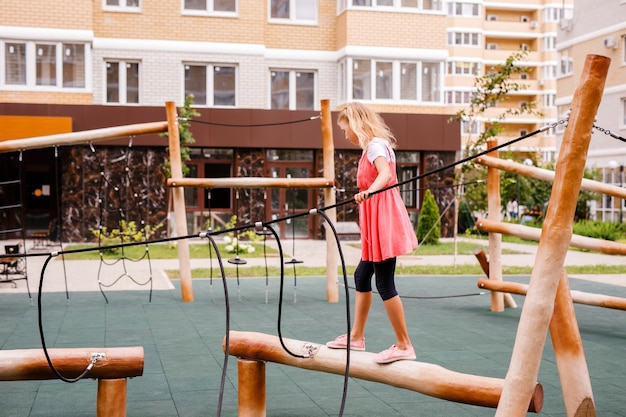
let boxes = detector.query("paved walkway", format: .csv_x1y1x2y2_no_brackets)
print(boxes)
2,236,626,294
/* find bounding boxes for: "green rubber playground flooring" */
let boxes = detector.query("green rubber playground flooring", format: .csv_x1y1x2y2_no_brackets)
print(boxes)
0,275,625,416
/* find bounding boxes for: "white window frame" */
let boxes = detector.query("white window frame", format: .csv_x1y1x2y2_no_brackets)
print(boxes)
1,40,90,91
102,0,141,12
338,0,443,12
181,0,238,16
446,60,481,76
183,63,237,107
448,2,480,17
105,60,141,105
621,97,626,129
269,69,317,110
345,57,443,103
269,0,318,24
447,31,481,47
557,48,574,77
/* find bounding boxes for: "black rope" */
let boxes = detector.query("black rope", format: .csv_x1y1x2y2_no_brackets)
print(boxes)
315,209,351,417
190,115,320,128
38,255,95,383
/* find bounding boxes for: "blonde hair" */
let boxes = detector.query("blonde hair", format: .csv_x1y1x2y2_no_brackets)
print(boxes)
337,102,397,149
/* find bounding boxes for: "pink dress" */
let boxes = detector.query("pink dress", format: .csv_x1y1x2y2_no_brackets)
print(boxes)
357,141,418,262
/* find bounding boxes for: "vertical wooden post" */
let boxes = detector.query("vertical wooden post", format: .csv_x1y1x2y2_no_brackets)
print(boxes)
486,139,503,312
238,358,266,417
166,101,194,302
321,99,339,303
550,270,595,416
97,378,127,417
496,54,611,417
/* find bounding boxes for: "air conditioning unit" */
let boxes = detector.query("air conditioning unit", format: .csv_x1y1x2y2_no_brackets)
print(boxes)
538,79,545,86
530,21,538,29
604,36,618,49
486,43,498,50
559,18,572,31
486,14,498,21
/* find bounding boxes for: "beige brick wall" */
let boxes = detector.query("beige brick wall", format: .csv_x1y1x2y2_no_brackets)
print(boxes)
0,0,92,30
341,11,447,49
0,91,92,104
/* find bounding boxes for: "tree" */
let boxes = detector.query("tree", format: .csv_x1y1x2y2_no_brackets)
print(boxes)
450,49,544,219
162,94,200,178
417,189,440,245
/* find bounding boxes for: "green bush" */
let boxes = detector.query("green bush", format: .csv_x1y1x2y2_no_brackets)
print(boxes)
416,189,440,245
573,220,626,241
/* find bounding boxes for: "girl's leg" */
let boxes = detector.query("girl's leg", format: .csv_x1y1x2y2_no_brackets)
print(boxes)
383,295,412,350
351,290,372,340
375,258,412,350
352,260,374,339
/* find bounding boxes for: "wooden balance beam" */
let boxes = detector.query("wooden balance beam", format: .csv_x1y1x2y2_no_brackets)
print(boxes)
478,278,626,311
225,331,543,416
0,347,144,417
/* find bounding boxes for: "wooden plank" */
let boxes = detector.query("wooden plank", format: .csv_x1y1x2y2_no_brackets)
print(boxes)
167,177,334,189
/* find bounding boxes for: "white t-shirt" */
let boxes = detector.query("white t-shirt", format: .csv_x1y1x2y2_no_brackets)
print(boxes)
366,137,395,164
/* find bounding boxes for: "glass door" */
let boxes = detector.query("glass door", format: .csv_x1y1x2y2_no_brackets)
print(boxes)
268,164,312,239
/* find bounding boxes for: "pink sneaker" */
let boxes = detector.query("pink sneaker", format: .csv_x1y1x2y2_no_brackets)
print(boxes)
326,334,365,351
373,345,416,364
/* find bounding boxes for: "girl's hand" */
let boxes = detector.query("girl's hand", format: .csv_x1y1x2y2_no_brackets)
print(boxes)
354,191,370,204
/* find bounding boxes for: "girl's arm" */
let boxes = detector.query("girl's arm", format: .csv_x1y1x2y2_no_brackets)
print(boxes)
355,156,392,203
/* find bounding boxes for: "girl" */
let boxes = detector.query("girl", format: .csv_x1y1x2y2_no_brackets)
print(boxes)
327,102,418,364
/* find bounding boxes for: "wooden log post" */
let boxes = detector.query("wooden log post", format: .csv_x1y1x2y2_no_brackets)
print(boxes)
225,331,543,413
550,270,595,416
238,358,266,417
166,101,194,302
486,139,504,312
0,347,144,417
97,378,127,417
495,54,611,417
321,99,339,303
473,249,517,308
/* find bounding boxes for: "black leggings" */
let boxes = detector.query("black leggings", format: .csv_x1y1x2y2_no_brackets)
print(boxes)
354,257,398,301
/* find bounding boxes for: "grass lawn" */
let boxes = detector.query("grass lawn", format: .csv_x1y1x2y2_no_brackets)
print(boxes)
61,242,279,260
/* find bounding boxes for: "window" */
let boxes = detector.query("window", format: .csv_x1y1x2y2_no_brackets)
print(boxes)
421,62,440,102
558,48,573,77
104,0,140,10
486,43,498,50
2,41,87,89
543,94,555,108
543,36,556,51
622,98,626,127
183,0,236,13
376,61,393,99
447,31,480,46
445,90,472,105
184,64,236,106
338,0,442,11
106,60,139,104
270,0,317,23
352,59,371,100
446,60,481,76
448,2,480,16
623,36,626,64
5,43,26,85
400,63,417,100
543,64,557,80
348,59,442,102
270,70,315,110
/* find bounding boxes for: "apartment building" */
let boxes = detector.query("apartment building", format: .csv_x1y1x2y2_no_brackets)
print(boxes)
555,0,626,222
0,1,569,241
